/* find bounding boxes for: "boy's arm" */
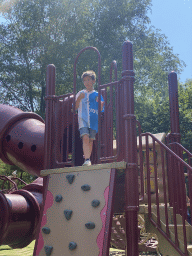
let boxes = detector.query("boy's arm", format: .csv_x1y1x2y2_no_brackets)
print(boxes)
101,101,104,111
75,92,85,110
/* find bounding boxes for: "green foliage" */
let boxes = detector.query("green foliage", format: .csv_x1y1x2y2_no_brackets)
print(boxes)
178,79,192,152
0,0,185,117
0,160,36,192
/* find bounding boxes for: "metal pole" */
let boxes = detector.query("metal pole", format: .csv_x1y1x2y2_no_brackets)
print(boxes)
44,64,56,170
168,71,181,143
121,41,139,255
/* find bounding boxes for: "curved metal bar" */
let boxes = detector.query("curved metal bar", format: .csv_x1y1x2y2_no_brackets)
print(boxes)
73,46,101,94
0,175,18,192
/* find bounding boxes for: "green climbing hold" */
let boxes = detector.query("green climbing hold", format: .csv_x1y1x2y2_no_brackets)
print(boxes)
81,184,91,191
55,194,62,202
91,199,100,207
64,209,73,220
66,174,75,184
85,222,95,229
42,227,51,234
69,242,77,250
44,245,53,256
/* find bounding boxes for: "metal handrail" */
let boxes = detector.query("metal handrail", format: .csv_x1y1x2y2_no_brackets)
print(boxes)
140,132,192,255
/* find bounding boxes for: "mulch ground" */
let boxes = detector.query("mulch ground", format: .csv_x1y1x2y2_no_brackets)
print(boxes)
109,249,159,255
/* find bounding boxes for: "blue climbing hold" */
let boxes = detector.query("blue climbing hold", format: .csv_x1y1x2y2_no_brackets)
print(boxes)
64,210,73,220
81,184,91,191
85,222,95,229
55,194,62,202
42,227,51,234
69,242,77,250
44,245,53,256
91,199,100,207
66,174,75,184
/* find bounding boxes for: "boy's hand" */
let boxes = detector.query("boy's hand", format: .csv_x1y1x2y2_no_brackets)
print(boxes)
79,92,85,100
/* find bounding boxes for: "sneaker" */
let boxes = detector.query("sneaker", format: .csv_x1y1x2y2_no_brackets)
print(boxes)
82,159,91,166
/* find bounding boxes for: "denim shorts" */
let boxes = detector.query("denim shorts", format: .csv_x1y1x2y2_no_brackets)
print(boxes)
79,127,97,140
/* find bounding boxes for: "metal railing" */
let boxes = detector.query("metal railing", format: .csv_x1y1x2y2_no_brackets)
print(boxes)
138,132,192,255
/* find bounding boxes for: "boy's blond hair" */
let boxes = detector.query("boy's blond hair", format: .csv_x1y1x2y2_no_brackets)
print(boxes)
81,70,96,81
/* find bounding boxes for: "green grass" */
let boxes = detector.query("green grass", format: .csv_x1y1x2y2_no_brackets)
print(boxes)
0,241,35,256
0,242,158,255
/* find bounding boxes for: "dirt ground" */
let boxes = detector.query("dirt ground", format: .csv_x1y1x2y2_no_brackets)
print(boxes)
109,249,159,255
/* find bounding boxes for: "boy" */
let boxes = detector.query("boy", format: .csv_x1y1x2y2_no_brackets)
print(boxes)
75,70,104,166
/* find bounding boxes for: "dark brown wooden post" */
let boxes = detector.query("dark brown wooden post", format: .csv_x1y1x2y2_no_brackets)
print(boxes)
122,41,139,255
168,71,184,215
44,64,56,170
168,71,181,144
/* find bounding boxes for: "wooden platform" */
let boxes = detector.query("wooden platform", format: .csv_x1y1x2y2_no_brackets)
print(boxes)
40,161,127,176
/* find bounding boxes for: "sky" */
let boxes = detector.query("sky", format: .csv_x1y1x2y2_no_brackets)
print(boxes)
148,0,192,83
0,0,192,83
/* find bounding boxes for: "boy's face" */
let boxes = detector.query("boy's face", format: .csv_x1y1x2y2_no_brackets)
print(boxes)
83,76,95,92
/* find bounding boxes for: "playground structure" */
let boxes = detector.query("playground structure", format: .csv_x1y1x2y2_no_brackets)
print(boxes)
0,41,191,255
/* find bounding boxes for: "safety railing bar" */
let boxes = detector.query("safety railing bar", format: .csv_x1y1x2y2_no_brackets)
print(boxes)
110,60,117,82
103,88,108,158
145,135,151,217
55,160,73,167
109,83,114,156
188,169,192,223
99,81,119,89
53,101,57,168
141,133,192,172
60,100,64,162
153,140,160,227
160,147,169,236
181,194,188,255
168,142,192,157
136,120,144,201
45,93,73,101
54,101,60,163
178,161,188,218
66,97,70,163
99,155,118,162
171,155,179,247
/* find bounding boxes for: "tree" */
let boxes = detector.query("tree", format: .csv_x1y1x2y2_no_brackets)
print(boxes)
0,0,185,117
178,79,192,152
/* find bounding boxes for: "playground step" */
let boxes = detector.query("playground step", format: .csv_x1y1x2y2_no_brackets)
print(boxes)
151,204,173,224
187,245,192,256
34,165,118,256
150,208,192,254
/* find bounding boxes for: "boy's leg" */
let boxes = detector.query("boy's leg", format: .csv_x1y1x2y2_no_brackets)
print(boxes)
89,139,94,157
82,134,91,160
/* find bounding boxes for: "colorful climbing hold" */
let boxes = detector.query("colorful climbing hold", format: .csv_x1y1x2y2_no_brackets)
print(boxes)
85,222,95,229
42,227,51,234
91,199,100,207
81,184,91,191
55,194,62,202
44,245,53,256
64,209,73,220
69,242,77,250
66,174,75,184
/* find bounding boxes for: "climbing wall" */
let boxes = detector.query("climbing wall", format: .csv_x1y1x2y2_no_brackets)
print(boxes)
34,165,120,256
